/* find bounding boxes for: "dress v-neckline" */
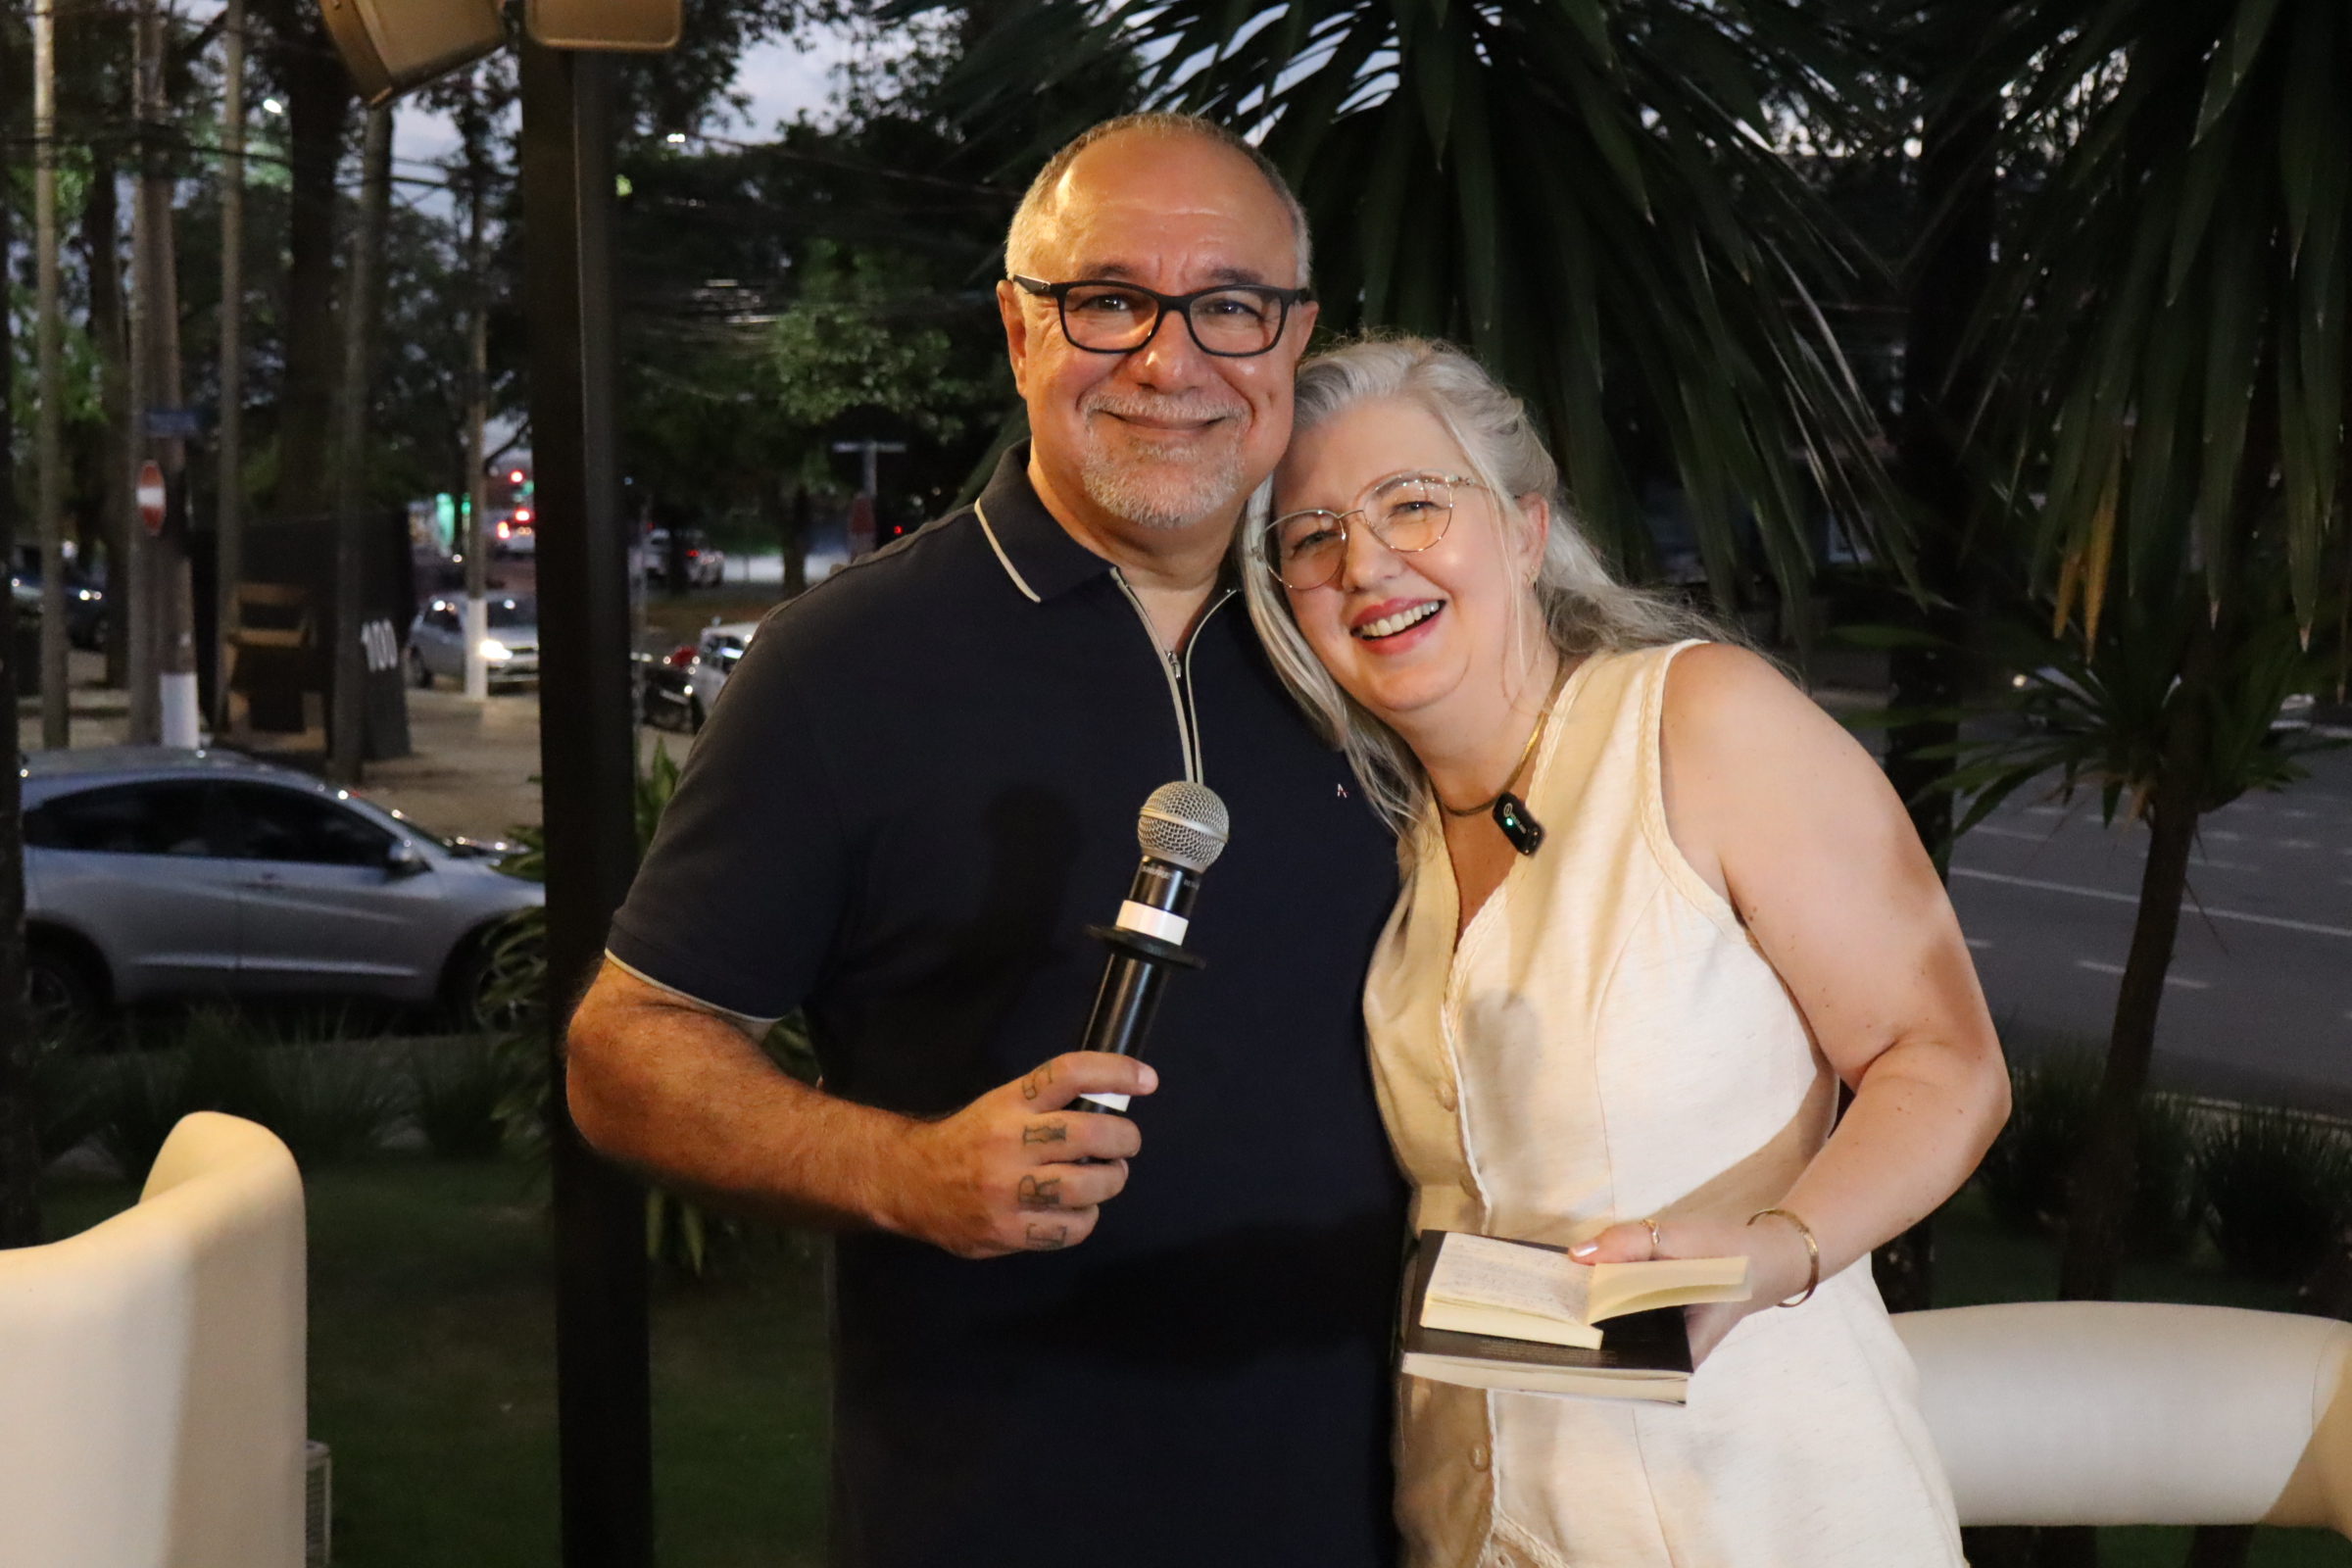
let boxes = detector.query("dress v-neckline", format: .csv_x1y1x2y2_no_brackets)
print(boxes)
1436,653,1600,962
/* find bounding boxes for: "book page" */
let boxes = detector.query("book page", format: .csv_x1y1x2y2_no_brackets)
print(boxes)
1425,1233,1592,1326
1588,1255,1751,1323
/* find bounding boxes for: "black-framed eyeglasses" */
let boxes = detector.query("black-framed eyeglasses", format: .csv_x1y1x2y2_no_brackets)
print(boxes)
1009,274,1312,358
1264,471,1478,591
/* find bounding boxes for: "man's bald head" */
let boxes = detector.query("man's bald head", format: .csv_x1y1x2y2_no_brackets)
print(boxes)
1004,113,1312,288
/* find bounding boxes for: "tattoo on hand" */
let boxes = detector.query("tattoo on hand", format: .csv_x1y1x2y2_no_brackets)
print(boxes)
1021,1061,1056,1102
1022,1122,1067,1146
1025,1223,1069,1250
1018,1175,1063,1208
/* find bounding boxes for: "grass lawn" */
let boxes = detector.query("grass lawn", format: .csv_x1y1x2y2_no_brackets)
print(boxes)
40,1164,2352,1566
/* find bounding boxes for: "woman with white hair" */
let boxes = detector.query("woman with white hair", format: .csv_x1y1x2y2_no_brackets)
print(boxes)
1242,337,2008,1566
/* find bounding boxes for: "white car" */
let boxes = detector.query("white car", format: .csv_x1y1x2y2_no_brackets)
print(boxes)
408,596,539,687
686,621,759,729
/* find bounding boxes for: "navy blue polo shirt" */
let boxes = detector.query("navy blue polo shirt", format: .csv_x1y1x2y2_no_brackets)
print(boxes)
609,447,1407,1568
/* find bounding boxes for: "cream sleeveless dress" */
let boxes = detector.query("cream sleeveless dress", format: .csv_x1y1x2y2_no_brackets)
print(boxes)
1364,643,1963,1568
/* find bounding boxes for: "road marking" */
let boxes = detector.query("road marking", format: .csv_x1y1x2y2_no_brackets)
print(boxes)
2025,806,2067,816
1966,938,1993,951
1974,825,2049,842
2190,858,2262,872
2074,959,2210,990
2205,830,2245,842
1951,866,2352,939
2280,840,2321,850
2282,809,2316,820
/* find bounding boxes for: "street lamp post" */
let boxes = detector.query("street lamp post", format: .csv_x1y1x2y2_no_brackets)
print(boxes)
520,41,654,1568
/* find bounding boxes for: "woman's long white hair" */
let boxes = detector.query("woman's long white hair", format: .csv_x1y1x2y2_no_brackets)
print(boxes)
1238,336,1720,841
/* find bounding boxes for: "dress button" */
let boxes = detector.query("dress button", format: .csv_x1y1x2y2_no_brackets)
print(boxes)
1437,1082,1458,1111
1469,1443,1492,1472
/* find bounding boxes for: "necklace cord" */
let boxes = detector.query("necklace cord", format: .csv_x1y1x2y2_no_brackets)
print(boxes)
1438,659,1574,819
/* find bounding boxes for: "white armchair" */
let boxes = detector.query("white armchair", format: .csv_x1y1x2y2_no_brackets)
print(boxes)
1895,1300,2352,1534
0,1112,308,1568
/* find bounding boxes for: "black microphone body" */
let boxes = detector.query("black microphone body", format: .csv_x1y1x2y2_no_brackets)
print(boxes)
1072,784,1227,1114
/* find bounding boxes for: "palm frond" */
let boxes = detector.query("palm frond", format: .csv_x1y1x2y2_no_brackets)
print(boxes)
916,0,1905,611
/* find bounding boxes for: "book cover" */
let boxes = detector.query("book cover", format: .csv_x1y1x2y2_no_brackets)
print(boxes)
1398,1230,1695,1401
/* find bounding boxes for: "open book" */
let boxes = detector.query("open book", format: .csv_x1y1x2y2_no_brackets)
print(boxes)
1419,1230,1751,1349
1399,1231,1751,1403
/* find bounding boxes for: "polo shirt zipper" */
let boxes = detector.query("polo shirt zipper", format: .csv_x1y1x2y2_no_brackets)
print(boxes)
1109,567,1234,787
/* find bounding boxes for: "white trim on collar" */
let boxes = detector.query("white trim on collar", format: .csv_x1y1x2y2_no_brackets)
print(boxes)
973,500,1043,605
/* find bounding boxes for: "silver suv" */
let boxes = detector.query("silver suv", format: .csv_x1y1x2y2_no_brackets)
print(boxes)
23,748,543,1026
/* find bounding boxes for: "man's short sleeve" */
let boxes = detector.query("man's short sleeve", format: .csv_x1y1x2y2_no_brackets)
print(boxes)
606,622,849,1020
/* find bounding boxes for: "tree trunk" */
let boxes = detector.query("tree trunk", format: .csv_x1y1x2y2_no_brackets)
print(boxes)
328,105,392,783
267,10,352,526
0,40,40,1249
82,147,132,688
1873,44,1997,1319
2058,625,2213,1302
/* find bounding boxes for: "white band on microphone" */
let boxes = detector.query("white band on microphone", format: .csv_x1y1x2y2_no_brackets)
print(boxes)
1077,1092,1131,1112
1115,901,1190,945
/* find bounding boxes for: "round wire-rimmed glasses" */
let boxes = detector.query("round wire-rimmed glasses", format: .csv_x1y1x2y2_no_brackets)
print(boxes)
1265,471,1478,591
1008,273,1313,358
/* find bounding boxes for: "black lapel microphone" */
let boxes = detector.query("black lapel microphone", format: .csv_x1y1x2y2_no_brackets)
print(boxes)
1072,781,1230,1114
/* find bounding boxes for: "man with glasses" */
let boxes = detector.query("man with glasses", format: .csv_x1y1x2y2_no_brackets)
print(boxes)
568,114,1405,1568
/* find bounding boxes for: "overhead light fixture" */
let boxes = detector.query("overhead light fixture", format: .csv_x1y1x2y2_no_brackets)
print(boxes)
525,0,680,51
262,96,285,114
318,0,505,105
318,0,676,104
664,130,686,144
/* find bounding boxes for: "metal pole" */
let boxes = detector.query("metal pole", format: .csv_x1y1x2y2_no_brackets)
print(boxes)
33,0,69,750
215,0,246,736
328,105,393,782
519,40,653,1568
124,0,160,745
153,155,200,750
463,96,491,702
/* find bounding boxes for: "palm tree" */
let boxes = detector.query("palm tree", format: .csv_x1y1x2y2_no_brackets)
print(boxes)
1963,0,2352,1309
926,0,1906,613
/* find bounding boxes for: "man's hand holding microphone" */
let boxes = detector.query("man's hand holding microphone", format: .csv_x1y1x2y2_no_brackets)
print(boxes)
881,781,1228,1260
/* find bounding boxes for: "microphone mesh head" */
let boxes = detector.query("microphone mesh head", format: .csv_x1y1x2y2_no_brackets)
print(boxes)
1137,781,1230,873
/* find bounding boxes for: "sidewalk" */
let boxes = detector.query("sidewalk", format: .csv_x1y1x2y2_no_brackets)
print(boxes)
18,656,690,843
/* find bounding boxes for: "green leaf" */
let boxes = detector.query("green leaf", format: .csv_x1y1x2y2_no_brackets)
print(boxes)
2194,0,2287,145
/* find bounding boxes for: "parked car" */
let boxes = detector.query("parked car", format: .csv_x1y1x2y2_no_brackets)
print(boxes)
685,620,759,729
22,747,543,1027
10,564,109,650
407,595,539,687
634,642,700,729
635,528,726,589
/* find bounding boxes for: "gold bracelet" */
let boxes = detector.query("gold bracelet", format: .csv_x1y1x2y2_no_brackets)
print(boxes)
1746,1207,1820,1307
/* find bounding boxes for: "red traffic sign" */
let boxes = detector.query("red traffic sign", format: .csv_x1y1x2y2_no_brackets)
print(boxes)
137,461,168,536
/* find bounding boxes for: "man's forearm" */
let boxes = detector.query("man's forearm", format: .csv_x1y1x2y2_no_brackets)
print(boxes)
567,961,920,1233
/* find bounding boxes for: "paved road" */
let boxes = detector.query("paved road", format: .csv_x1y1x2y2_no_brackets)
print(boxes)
1947,735,2352,1110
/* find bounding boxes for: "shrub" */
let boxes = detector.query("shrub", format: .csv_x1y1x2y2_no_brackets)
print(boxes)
2198,1107,2352,1283
1977,1053,2099,1237
90,1051,206,1183
244,1047,403,1168
409,1038,511,1159
1972,1051,2203,1259
28,1028,108,1168
83,1010,403,1178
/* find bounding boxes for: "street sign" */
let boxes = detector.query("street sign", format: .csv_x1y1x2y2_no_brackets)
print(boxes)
136,461,168,535
142,407,205,439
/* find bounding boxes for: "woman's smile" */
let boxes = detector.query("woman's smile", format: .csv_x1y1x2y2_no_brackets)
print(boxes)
1351,598,1446,643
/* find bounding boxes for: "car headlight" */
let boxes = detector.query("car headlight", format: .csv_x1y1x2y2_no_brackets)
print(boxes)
479,638,514,662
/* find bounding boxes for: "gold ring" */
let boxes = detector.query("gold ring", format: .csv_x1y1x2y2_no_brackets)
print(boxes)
1642,1216,1663,1256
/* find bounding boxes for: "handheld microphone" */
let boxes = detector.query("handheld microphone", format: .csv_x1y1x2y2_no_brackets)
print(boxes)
1073,781,1230,1114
